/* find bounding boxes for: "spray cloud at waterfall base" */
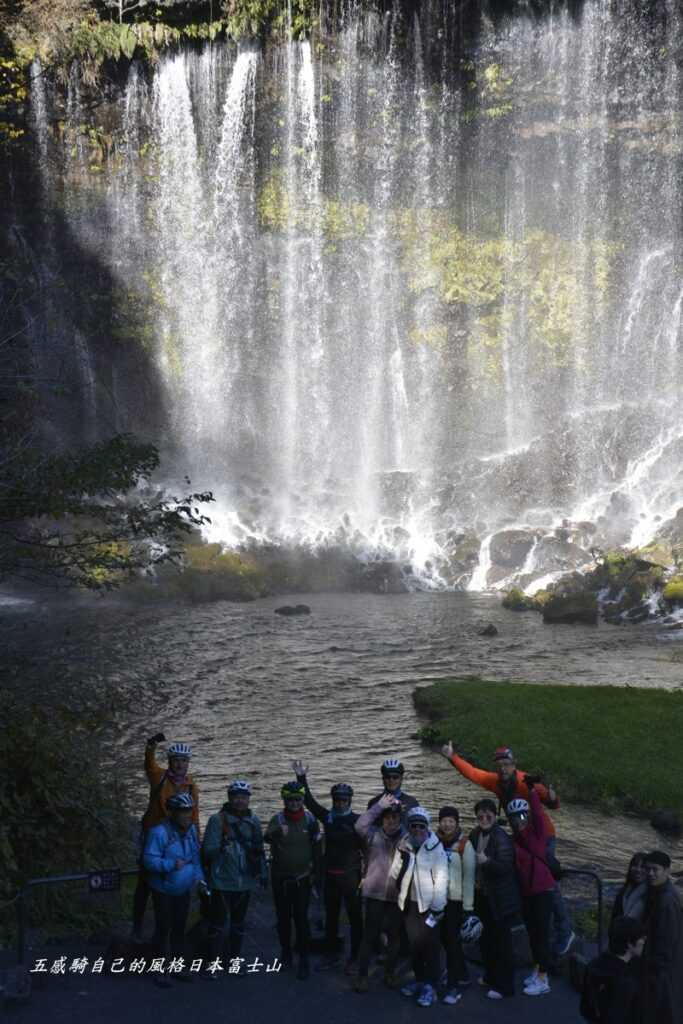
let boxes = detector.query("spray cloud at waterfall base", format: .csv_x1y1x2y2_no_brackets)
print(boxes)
18,1,683,610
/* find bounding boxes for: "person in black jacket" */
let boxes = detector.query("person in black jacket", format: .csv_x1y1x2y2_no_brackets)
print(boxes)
293,759,363,973
640,851,683,1024
469,798,521,1000
580,916,646,1023
367,758,419,823
609,852,647,938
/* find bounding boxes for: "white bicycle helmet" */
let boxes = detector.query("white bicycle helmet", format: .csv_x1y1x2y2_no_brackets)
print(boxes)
167,742,192,760
228,780,251,795
382,758,404,776
167,792,194,811
460,914,483,943
507,798,529,816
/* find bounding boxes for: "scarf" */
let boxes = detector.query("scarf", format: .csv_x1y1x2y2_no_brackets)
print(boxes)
284,807,305,823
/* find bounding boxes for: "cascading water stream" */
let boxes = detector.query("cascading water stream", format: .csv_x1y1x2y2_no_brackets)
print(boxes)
22,1,683,593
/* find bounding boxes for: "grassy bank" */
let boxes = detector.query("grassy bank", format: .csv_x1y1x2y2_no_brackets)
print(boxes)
413,678,683,818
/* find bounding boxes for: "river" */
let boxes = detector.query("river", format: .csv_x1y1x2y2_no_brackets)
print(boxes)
2,591,681,879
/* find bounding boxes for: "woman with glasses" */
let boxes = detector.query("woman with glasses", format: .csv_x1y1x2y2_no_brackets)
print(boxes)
390,806,448,1008
469,798,521,1000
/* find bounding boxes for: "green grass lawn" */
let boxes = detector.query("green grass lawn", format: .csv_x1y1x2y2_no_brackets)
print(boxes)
413,678,683,817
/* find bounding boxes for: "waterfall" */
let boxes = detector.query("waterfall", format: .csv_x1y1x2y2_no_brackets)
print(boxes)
23,0,683,589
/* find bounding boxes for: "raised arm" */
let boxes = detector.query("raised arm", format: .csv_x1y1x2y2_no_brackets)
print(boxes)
355,798,386,840
144,734,165,786
441,740,498,791
292,760,327,823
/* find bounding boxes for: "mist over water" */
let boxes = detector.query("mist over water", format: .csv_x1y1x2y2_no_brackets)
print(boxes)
28,0,683,589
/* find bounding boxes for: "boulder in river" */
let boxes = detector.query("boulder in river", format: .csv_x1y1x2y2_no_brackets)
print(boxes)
542,592,598,625
502,587,536,611
275,604,311,616
478,623,499,637
650,809,682,836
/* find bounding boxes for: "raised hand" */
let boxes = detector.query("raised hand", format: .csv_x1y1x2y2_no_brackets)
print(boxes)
441,740,454,760
379,792,399,809
292,759,307,777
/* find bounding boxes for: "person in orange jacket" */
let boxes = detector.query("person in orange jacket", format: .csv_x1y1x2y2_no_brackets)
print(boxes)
440,741,575,957
131,733,200,941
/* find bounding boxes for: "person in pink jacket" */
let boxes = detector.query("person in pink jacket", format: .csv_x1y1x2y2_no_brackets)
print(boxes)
507,779,556,998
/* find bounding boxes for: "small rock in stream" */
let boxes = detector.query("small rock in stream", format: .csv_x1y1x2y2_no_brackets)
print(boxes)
650,809,682,836
478,623,499,637
274,604,311,616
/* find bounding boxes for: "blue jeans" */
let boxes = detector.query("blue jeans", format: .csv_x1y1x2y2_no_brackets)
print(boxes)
546,837,573,954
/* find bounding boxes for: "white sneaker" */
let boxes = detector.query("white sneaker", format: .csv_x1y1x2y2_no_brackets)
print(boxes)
417,984,436,1007
524,967,539,987
524,977,551,996
442,988,463,1005
486,989,503,1000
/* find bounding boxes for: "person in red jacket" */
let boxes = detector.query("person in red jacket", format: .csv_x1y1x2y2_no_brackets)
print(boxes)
441,740,575,956
507,781,556,997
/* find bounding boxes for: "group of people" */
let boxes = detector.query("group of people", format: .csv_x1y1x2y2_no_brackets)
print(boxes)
131,732,682,1019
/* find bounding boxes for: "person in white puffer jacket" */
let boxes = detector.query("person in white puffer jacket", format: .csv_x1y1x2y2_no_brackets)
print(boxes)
390,806,448,1008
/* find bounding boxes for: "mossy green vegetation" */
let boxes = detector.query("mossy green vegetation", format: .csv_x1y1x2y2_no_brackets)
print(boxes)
662,577,683,603
413,677,683,817
501,586,536,611
148,540,267,603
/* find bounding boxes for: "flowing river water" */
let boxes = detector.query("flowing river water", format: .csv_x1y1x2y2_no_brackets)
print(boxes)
2,592,682,881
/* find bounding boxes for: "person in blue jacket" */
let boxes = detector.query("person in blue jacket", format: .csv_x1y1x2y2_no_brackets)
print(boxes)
144,791,207,980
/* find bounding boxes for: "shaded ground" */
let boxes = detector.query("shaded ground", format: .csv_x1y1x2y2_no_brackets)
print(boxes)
1,890,586,1023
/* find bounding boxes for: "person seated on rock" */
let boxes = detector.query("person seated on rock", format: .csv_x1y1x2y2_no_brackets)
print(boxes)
264,780,323,980
640,850,683,1024
132,736,200,942
353,794,407,993
506,782,557,997
367,758,419,823
469,797,521,1000
440,740,574,957
580,916,646,1023
202,780,267,969
609,852,648,937
390,806,448,1008
436,805,476,1003
291,759,363,974
143,792,207,987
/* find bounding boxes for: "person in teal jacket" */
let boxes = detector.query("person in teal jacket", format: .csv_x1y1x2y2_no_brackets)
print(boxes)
202,780,267,963
143,792,207,981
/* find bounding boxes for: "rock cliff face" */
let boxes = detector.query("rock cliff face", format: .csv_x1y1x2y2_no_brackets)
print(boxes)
3,0,683,594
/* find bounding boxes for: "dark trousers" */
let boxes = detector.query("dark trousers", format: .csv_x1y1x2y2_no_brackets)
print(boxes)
132,869,150,934
404,901,441,988
357,898,402,978
272,876,311,960
524,890,554,973
324,871,363,960
151,888,191,958
209,890,251,957
440,899,468,986
475,892,515,997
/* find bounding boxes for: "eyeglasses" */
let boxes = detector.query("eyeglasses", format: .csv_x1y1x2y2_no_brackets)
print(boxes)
409,823,428,831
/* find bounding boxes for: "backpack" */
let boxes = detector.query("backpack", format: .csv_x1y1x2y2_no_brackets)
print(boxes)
222,812,265,878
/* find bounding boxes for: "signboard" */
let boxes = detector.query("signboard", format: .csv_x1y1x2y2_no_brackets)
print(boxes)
88,869,121,893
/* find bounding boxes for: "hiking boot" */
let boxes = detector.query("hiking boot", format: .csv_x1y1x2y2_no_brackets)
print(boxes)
524,966,539,987
353,976,369,993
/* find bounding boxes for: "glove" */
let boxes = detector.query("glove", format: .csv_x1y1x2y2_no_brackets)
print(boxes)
147,731,166,746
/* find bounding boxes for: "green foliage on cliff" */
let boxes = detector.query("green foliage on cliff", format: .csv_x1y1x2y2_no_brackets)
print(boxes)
396,208,618,381
223,0,316,40
0,434,214,589
257,173,369,239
